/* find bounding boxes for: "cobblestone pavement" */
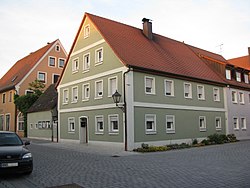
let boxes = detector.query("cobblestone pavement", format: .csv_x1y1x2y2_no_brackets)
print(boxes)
0,139,250,188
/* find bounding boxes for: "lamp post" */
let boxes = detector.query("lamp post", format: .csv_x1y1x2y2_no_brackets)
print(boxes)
112,90,125,112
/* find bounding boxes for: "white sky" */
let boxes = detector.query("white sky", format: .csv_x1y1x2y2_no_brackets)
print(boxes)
0,0,250,79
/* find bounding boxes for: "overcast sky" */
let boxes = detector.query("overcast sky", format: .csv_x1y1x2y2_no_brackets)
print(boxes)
0,0,250,79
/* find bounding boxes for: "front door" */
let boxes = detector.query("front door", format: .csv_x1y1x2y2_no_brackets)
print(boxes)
79,117,88,144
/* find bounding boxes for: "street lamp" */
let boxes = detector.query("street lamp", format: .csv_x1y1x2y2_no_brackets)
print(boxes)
112,90,125,112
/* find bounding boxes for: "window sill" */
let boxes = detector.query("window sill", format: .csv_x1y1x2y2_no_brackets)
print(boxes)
109,132,119,135
68,131,75,134
242,128,247,131
216,128,222,131
240,102,245,105
199,128,207,132
165,94,175,97
82,70,90,73
95,62,103,66
82,99,89,102
94,97,103,100
234,128,239,131
72,70,79,74
146,131,157,135
166,131,175,134
63,102,69,105
95,132,104,135
71,101,78,104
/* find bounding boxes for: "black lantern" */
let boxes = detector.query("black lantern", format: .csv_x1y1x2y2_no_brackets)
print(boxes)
112,90,122,106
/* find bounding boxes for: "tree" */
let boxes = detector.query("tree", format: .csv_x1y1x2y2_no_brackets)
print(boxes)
14,79,45,137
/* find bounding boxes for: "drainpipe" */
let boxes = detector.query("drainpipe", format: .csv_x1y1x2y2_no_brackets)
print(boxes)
123,67,131,151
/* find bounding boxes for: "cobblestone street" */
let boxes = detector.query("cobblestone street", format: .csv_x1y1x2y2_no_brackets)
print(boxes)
0,140,250,188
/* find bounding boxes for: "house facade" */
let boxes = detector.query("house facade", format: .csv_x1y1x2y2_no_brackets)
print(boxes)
58,13,229,150
0,39,67,137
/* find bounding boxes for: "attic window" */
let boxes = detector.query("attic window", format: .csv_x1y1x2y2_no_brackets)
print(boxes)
236,72,241,82
84,25,90,38
55,45,60,52
226,69,231,80
244,74,249,84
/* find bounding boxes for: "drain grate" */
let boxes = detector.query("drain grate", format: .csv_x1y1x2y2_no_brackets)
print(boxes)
47,183,84,188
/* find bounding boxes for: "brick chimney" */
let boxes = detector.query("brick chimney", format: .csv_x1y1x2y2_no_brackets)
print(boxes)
142,18,153,40
248,47,250,56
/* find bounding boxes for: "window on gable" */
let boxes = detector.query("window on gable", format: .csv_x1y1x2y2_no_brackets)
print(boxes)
2,93,6,104
95,80,103,98
49,57,56,67
145,114,156,134
226,69,231,80
236,72,241,82
9,91,12,102
215,117,221,130
165,80,174,96
83,53,90,71
241,117,246,130
63,89,69,104
108,77,117,97
213,88,220,101
145,76,155,94
68,117,75,132
197,85,205,100
166,115,175,134
109,114,119,134
199,116,206,132
239,92,244,104
59,58,65,68
38,72,46,83
55,45,60,52
84,25,90,38
232,91,237,103
72,86,78,103
184,83,192,98
95,48,103,64
82,83,90,101
244,74,249,84
95,115,104,134
233,117,239,130
72,58,79,73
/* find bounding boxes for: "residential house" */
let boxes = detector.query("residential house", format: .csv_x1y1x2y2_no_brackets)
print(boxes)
27,84,58,141
57,13,229,151
0,39,67,137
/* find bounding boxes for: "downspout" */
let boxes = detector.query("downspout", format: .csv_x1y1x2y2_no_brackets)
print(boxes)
123,67,131,151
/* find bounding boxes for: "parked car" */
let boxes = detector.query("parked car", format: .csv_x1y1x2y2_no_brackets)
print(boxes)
0,131,33,175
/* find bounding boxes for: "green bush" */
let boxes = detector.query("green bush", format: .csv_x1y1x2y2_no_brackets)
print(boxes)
201,139,210,145
207,133,228,144
227,134,238,142
192,139,198,145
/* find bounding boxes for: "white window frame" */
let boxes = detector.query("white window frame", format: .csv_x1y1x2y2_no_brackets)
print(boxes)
30,123,33,129
239,92,245,104
199,116,206,132
95,47,103,65
197,85,205,100
226,69,231,80
244,74,249,84
166,115,175,134
145,114,156,134
68,117,75,132
63,88,69,104
233,117,239,130
215,117,222,131
164,79,174,96
241,117,247,130
52,74,60,84
95,80,103,99
48,56,56,67
82,83,90,101
84,24,90,38
95,115,104,134
145,76,155,95
108,76,118,97
108,114,119,134
71,86,78,103
232,90,237,103
58,58,65,68
72,58,79,73
37,71,47,83
184,82,192,99
213,87,220,102
83,53,90,72
17,112,24,131
236,72,241,82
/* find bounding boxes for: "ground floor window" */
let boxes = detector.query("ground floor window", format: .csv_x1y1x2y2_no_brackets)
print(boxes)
199,116,206,132
166,115,175,133
68,117,75,132
215,117,221,130
5,114,10,131
18,112,24,131
109,114,119,134
233,117,239,130
145,114,156,134
241,117,246,130
95,115,104,134
0,115,4,130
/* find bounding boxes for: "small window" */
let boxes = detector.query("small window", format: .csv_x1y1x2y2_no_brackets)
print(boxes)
215,117,221,130
63,89,69,104
30,123,33,129
184,83,192,98
226,69,231,80
55,45,60,52
84,25,90,38
49,56,56,67
72,86,78,103
166,115,175,134
236,72,241,82
83,53,90,71
53,74,60,84
233,117,239,130
95,48,103,64
59,58,65,68
145,114,156,134
9,91,12,102
197,85,205,100
239,92,244,104
72,58,79,73
95,115,104,134
95,80,103,98
38,72,46,83
68,117,75,132
2,93,6,104
199,116,206,132
241,117,246,130
165,80,174,96
18,113,24,131
232,91,237,103
82,83,90,101
109,114,119,134
244,74,249,84
145,76,155,94
108,77,117,97
213,88,220,101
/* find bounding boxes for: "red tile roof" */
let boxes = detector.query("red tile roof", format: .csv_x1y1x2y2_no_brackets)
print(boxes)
228,56,250,70
85,13,225,84
0,40,57,92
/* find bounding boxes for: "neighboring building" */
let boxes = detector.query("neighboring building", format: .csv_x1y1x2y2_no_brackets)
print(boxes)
57,13,229,151
27,84,58,141
0,39,67,137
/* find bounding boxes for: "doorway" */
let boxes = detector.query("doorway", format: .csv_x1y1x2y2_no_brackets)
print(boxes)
79,117,88,144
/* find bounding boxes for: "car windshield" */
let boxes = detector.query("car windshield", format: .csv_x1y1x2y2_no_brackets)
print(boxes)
0,132,23,146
